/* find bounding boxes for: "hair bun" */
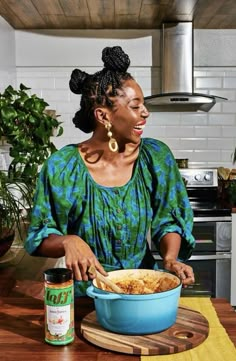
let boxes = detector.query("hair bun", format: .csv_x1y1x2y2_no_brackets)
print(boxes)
69,69,88,94
102,46,130,72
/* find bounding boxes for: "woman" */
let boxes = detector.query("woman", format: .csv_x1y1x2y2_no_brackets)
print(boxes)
25,46,195,296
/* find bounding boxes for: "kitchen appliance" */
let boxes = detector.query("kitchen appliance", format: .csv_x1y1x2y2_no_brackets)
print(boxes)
144,22,227,112
149,168,232,301
86,269,181,335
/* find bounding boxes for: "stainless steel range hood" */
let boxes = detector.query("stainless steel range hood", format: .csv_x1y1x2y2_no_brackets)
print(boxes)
144,22,227,112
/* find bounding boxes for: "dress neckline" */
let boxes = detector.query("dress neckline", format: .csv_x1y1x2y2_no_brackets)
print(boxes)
75,140,143,190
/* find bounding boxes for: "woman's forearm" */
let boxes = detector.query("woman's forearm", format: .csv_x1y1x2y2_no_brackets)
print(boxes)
159,233,181,262
159,232,195,285
34,234,78,258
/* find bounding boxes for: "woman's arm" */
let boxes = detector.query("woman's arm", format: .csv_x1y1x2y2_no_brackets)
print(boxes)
35,233,67,258
160,232,195,286
159,232,181,262
35,234,107,280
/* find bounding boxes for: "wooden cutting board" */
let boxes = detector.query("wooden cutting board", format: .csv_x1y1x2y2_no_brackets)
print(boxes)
81,306,209,355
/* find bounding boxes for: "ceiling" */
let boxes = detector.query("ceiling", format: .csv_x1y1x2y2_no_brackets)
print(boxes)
0,0,236,30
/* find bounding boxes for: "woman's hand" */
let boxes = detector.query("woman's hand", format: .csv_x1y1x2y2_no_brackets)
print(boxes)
159,233,195,287
163,258,195,287
62,235,107,281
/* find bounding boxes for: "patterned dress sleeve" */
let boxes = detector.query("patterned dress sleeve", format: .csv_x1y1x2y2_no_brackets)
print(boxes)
24,145,77,255
142,139,195,261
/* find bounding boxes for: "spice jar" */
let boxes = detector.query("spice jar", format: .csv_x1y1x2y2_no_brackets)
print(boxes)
44,268,74,345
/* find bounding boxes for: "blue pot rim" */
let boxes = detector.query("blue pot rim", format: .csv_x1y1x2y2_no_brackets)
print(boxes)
90,269,182,299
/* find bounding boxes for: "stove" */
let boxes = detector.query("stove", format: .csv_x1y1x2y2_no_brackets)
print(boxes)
179,168,231,218
177,168,232,301
149,168,232,301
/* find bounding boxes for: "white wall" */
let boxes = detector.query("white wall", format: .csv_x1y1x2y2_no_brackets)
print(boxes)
0,16,16,91
0,16,16,170
15,29,236,169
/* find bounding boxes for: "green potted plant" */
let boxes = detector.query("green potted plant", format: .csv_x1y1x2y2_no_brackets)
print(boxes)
0,83,63,185
0,84,63,256
0,170,34,257
218,147,236,209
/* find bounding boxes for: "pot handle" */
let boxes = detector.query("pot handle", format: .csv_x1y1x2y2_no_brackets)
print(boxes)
86,286,122,300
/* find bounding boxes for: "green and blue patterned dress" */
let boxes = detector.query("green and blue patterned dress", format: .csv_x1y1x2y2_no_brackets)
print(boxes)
25,138,195,296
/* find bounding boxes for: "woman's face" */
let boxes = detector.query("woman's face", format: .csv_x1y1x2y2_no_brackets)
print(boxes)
109,79,149,144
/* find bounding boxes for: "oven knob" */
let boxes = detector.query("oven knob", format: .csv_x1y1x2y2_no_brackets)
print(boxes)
204,174,211,181
194,174,202,181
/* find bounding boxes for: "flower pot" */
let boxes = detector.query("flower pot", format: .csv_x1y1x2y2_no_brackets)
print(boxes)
0,229,15,257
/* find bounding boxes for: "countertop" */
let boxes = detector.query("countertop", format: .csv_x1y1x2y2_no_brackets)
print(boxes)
0,295,235,361
0,250,236,359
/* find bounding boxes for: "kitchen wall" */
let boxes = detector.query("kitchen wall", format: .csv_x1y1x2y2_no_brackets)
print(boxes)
1,21,236,169
0,16,16,170
0,16,16,91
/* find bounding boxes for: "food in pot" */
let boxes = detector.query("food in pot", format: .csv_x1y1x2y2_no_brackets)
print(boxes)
98,273,179,294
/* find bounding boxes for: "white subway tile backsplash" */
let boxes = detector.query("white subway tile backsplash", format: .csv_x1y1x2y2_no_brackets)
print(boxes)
208,114,235,125
173,150,194,159
208,102,222,113
15,65,236,168
208,138,235,149
201,71,225,77
193,88,209,95
222,101,236,113
180,113,208,125
59,124,74,137
143,125,166,138
196,77,222,89
160,138,180,149
41,89,69,102
17,70,55,78
192,150,221,162
17,77,55,89
137,77,152,91
194,70,207,77
195,126,222,137
221,150,236,163
222,126,236,137
52,137,73,149
209,90,235,100
151,112,181,125
224,77,236,88
165,126,195,137
55,77,71,89
56,102,78,114
180,138,208,150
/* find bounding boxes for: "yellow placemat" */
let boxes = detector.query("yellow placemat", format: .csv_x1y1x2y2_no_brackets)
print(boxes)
141,297,236,361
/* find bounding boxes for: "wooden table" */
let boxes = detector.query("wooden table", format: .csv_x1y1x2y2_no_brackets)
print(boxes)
0,296,235,361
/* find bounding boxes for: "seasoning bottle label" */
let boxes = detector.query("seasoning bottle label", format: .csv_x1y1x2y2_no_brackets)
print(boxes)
45,285,74,345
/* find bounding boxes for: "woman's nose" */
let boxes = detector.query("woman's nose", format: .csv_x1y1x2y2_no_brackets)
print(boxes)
142,105,149,118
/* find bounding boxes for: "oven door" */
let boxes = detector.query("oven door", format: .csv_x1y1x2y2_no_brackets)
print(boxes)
181,253,231,299
192,218,231,252
152,253,231,300
149,217,232,300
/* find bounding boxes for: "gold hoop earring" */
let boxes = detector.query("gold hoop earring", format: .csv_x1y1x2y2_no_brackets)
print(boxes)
105,122,118,152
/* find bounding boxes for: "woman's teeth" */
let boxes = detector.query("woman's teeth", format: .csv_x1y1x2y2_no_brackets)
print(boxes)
134,124,145,130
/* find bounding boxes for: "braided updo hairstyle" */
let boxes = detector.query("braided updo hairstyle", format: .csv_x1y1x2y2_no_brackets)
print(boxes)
69,46,134,133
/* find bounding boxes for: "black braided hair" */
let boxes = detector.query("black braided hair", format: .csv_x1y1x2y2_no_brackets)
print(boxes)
69,46,134,133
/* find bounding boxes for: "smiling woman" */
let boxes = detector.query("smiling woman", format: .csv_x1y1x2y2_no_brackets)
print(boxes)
24,46,195,297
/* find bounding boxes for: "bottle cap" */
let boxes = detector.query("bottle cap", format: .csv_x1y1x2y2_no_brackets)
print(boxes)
44,268,72,283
